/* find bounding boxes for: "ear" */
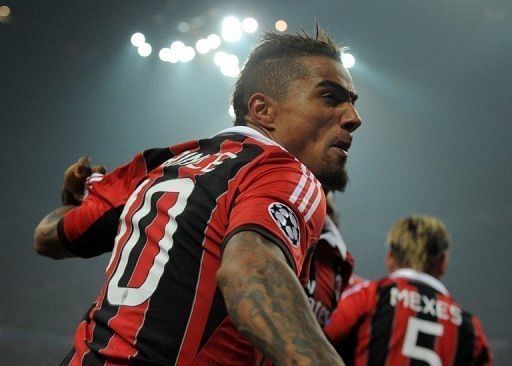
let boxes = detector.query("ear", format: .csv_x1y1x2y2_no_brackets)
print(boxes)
386,250,397,273
247,93,277,131
438,251,449,277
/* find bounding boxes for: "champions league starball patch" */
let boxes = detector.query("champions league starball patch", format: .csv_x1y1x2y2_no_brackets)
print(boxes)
268,202,300,248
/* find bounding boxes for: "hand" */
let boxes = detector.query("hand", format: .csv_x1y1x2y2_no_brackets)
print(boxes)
61,156,106,205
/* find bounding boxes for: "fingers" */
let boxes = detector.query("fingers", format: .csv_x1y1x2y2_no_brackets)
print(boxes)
64,156,92,194
62,157,106,204
74,156,92,179
76,156,91,169
91,165,107,174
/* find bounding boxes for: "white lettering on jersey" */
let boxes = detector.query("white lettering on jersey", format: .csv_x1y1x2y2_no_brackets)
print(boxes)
162,150,237,174
390,287,462,325
193,152,237,173
163,150,205,167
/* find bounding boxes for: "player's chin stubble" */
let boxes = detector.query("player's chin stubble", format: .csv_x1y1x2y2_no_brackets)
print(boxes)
317,165,348,192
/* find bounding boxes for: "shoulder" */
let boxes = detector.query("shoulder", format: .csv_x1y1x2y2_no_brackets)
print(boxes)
341,278,374,300
141,147,174,172
236,141,323,208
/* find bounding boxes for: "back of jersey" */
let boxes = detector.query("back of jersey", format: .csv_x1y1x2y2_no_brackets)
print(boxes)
373,276,490,365
325,269,492,366
71,133,264,365
65,126,326,366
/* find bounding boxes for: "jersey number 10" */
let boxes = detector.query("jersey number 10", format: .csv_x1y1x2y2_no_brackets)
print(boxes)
106,178,195,306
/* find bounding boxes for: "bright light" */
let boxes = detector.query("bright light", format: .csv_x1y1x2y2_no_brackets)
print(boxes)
242,17,258,33
226,54,240,67
275,20,288,32
170,41,185,51
138,43,152,57
206,34,221,49
220,64,240,77
0,5,11,18
214,51,229,66
214,52,240,77
167,50,179,64
341,53,356,69
179,46,196,62
221,16,242,42
130,33,145,47
195,39,210,54
159,48,172,62
229,105,236,120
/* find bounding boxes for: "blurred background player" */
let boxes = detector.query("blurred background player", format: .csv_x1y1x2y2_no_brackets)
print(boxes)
324,215,493,365
305,191,355,327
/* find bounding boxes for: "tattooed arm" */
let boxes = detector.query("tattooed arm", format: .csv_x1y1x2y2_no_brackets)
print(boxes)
34,206,76,259
34,157,106,259
217,231,344,366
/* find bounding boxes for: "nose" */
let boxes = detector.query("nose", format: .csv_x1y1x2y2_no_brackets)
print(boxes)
340,103,362,133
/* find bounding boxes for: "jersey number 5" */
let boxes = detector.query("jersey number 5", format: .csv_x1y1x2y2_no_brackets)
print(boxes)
402,317,444,366
106,178,194,306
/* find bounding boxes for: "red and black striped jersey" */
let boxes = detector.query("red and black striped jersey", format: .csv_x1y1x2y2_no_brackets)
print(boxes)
58,126,326,366
304,215,354,327
58,147,173,258
324,269,493,366
346,273,367,289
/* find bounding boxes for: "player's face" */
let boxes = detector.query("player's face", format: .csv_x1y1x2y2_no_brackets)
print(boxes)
273,56,362,191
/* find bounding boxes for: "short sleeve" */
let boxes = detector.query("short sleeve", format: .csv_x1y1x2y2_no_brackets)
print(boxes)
58,192,121,257
324,280,373,344
472,315,493,365
225,156,326,280
58,150,160,257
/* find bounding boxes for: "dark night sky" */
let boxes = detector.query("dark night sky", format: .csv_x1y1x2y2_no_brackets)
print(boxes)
1,0,511,364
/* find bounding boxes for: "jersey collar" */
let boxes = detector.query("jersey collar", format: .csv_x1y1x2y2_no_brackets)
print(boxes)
215,126,285,149
319,216,348,259
389,268,450,296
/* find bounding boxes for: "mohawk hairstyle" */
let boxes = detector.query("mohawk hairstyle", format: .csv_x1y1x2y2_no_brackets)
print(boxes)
232,25,344,125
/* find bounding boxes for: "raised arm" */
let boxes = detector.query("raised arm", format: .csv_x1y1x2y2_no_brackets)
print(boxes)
217,230,344,366
34,206,76,259
34,157,106,259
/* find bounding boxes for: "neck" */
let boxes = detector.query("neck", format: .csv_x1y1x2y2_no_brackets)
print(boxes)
245,121,275,141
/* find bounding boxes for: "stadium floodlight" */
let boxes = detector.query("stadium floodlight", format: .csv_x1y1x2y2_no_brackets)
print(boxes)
179,46,196,63
167,49,180,64
215,53,240,77
213,51,229,66
226,54,239,67
195,39,210,54
220,64,240,77
138,43,152,57
221,16,242,42
131,33,146,47
159,48,172,62
170,41,186,51
206,34,222,50
0,5,11,18
242,17,258,33
341,52,356,69
275,20,288,32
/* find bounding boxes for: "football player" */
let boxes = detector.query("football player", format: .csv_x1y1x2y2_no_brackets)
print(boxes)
324,215,493,365
35,29,361,366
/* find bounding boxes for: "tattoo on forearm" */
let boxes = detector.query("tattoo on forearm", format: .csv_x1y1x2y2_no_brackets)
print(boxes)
220,232,340,365
39,206,71,238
